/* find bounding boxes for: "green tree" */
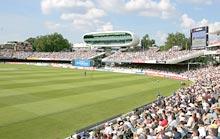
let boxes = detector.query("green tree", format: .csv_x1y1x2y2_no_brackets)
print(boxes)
163,32,190,51
26,37,36,51
27,33,71,52
141,34,155,49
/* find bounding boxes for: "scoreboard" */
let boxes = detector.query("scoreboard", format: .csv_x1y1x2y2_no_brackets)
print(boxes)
191,26,208,49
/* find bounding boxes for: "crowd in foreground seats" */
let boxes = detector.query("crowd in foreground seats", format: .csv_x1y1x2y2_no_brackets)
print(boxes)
72,66,220,139
103,49,203,62
0,50,102,60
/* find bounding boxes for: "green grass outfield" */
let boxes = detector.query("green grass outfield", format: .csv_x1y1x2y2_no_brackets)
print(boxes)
0,64,185,139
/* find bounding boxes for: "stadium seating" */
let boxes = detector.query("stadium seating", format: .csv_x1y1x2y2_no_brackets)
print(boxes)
28,51,102,60
0,49,13,58
0,50,103,60
102,49,205,64
12,51,33,59
71,65,220,139
0,49,210,64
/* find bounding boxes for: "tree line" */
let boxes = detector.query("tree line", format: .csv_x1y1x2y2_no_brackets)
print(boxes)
140,32,191,50
26,33,71,52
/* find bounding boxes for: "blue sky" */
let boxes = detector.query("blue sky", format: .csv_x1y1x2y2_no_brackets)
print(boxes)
0,0,220,45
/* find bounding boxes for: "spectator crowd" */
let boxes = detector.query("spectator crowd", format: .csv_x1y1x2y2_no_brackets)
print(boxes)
71,65,220,139
103,49,204,63
0,50,102,60
0,49,13,58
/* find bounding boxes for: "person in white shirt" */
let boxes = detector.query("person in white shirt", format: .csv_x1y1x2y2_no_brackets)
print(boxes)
103,123,113,136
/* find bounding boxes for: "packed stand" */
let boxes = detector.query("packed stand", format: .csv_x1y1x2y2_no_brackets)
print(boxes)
12,51,33,59
0,49,13,58
0,50,102,60
72,66,220,139
103,49,203,63
29,51,102,60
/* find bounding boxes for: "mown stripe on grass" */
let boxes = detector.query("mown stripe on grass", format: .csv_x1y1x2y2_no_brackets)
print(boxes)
0,79,175,127
0,74,142,97
0,66,116,77
0,77,150,108
0,82,179,139
0,82,178,129
0,70,109,81
0,72,131,88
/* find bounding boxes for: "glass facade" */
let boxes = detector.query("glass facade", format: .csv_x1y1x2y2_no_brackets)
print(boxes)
84,32,133,45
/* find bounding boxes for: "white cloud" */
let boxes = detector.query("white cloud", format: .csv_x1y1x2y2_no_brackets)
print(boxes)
155,31,167,45
180,14,196,29
125,0,147,11
124,0,176,19
44,21,61,30
86,8,106,19
199,19,209,26
180,14,220,33
209,22,220,34
72,19,93,31
178,0,213,5
96,0,125,12
71,19,114,32
41,0,176,34
97,0,176,19
41,0,94,14
60,8,107,31
41,0,113,32
97,22,114,32
61,8,106,21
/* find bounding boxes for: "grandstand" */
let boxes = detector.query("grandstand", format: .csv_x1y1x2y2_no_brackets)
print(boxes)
102,49,215,64
0,51,104,60
0,41,32,51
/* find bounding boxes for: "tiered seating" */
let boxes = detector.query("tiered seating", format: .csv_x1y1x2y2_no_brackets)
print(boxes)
102,49,204,64
12,52,33,59
0,50,13,58
28,51,102,60
0,50,103,61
